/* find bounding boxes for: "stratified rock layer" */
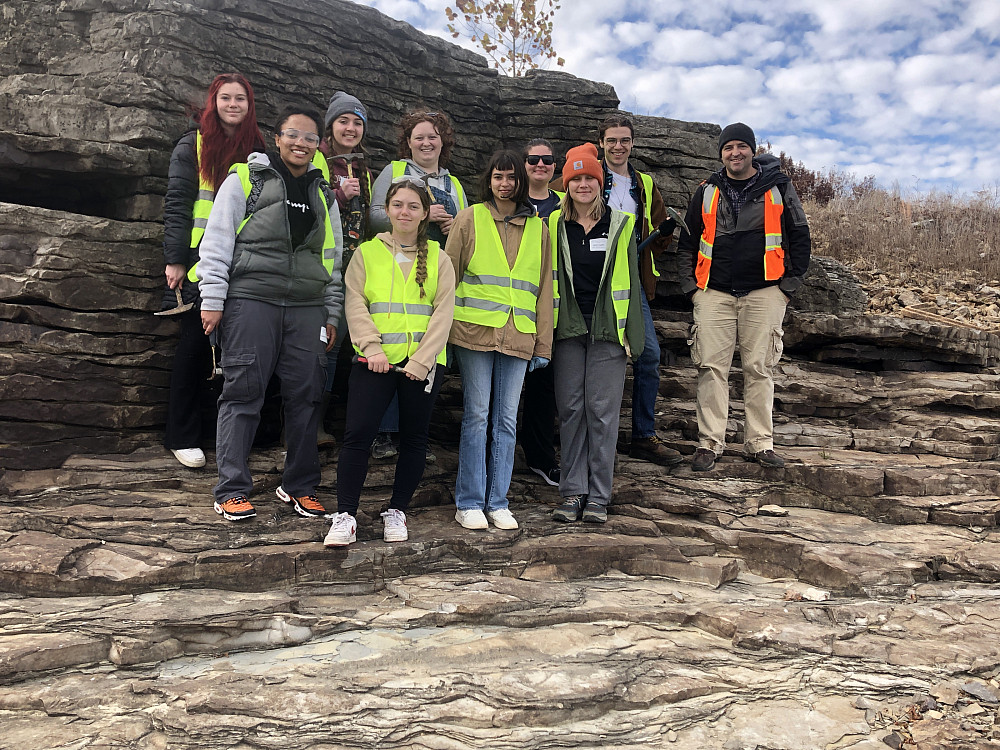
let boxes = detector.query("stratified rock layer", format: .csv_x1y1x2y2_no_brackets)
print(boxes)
2,309,1000,748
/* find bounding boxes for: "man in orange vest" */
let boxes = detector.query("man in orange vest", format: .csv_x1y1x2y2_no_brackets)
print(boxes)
677,123,811,472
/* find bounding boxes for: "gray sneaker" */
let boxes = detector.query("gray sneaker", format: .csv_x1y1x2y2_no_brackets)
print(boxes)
552,495,584,523
582,503,607,524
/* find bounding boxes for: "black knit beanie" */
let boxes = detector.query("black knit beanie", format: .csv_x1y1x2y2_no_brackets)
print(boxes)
718,122,756,156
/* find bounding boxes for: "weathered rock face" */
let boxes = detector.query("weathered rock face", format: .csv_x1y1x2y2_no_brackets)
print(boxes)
0,0,719,221
3,3,1000,749
0,0,722,469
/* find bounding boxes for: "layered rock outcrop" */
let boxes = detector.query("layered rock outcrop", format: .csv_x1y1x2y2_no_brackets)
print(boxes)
3,2,1000,749
0,0,719,469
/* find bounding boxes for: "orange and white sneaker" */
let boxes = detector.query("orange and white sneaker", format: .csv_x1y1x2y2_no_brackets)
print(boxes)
276,486,330,518
214,496,256,521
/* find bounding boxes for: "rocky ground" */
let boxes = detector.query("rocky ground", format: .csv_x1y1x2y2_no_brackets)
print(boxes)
858,269,1000,334
3,298,1000,750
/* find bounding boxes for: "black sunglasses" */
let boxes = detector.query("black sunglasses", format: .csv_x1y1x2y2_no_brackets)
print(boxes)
526,154,555,166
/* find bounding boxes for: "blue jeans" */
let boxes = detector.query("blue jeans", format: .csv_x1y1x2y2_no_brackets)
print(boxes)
631,293,661,438
454,347,528,512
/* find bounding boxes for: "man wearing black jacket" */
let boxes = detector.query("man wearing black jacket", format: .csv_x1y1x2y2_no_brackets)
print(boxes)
677,123,811,472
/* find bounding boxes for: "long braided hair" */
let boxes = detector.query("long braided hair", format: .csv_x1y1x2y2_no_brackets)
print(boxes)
385,180,432,298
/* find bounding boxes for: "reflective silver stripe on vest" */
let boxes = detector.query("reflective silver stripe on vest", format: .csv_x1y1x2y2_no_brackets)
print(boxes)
461,272,512,287
197,189,215,201
369,302,434,315
612,290,630,300
618,318,628,330
380,331,426,345
193,217,209,229
454,298,510,313
552,269,558,280
512,307,537,323
511,278,540,295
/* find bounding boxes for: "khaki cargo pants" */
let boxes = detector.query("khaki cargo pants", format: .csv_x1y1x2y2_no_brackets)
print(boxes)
688,285,787,454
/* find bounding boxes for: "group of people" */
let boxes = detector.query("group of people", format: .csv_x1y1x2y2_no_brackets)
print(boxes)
160,74,811,547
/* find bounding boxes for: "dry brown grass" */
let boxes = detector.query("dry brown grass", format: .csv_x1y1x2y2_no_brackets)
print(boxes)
804,187,1000,283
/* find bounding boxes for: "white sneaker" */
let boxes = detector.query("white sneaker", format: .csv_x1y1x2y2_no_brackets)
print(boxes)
170,448,205,468
381,509,408,542
455,508,489,530
487,508,519,530
324,513,357,547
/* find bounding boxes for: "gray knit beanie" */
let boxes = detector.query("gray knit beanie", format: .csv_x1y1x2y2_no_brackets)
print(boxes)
718,122,756,156
324,91,368,130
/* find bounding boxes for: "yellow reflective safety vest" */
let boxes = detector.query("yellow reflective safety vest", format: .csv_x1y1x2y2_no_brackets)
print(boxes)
355,238,447,366
608,219,635,345
696,184,784,290
391,160,467,211
190,132,216,249
550,209,634,346
230,162,338,277
547,209,561,327
453,204,544,334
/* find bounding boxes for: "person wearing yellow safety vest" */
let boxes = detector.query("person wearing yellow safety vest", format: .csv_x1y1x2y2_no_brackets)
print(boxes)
369,109,468,462
312,91,377,448
677,123,811,473
597,114,685,469
323,179,456,548
520,138,564,489
446,150,553,532
197,106,344,523
549,143,645,526
161,73,264,470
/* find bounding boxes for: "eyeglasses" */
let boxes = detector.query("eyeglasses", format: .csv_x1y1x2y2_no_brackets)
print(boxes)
392,175,430,186
279,129,321,147
526,154,554,166
603,137,632,147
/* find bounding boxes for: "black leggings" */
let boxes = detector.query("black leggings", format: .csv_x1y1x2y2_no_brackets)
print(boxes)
336,362,443,515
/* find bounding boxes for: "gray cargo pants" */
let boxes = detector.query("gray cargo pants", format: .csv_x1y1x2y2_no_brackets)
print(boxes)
213,298,326,503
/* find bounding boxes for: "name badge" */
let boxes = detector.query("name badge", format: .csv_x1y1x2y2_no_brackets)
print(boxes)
589,238,607,253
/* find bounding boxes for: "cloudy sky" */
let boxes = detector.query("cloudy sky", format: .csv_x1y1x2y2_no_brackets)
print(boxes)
353,0,1000,195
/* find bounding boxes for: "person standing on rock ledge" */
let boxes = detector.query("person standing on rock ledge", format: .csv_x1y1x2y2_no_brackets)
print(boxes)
161,73,265,470
324,178,455,547
550,143,645,525
367,109,468,463
678,123,811,472
197,106,344,522
564,115,683,469
447,150,553,532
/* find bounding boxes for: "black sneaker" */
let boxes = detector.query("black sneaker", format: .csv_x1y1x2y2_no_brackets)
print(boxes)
629,435,684,466
552,495,584,523
749,449,785,469
371,433,397,459
529,465,560,486
691,448,716,472
582,503,607,524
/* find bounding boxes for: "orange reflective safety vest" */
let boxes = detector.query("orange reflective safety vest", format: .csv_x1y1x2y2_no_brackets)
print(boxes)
695,184,785,290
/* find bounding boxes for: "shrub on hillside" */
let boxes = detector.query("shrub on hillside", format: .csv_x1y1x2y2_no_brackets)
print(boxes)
805,187,1000,279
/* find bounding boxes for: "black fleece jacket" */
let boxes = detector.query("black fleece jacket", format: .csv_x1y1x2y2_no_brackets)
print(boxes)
677,155,811,297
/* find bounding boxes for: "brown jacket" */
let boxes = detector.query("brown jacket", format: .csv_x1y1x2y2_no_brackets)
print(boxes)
444,201,553,360
345,232,456,381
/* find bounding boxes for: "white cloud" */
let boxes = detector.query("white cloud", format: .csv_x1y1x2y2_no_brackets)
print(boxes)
351,0,998,193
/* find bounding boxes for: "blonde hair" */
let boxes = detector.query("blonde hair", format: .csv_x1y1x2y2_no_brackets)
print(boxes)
560,190,606,223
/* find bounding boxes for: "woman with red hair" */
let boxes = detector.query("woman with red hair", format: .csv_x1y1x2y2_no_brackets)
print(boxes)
161,73,265,468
